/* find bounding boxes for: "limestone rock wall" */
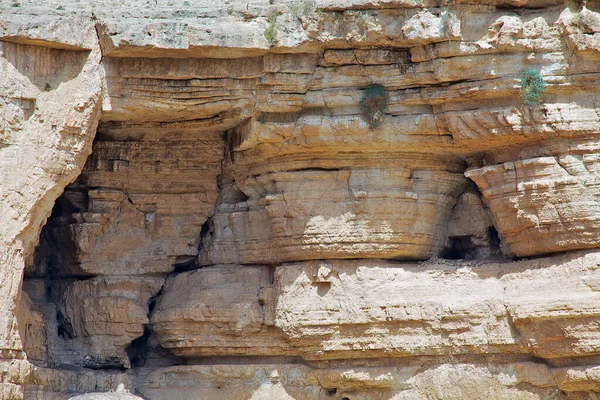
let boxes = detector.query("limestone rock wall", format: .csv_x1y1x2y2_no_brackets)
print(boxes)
2,0,600,399
0,15,103,398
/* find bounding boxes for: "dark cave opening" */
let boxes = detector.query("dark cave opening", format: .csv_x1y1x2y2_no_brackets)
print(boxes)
440,235,475,260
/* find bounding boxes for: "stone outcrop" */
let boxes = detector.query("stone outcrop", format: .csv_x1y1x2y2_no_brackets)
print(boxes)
152,265,288,357
151,252,600,366
138,363,566,399
2,0,600,399
0,15,103,398
467,154,600,257
69,393,143,400
201,155,467,264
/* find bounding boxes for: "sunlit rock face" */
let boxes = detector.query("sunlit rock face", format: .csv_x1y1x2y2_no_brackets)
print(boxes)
200,155,467,265
3,0,600,399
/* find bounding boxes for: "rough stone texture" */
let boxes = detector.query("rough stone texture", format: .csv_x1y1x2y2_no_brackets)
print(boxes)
152,265,289,357
152,252,600,366
32,133,224,277
201,156,467,264
137,363,564,400
0,13,103,397
50,277,165,369
68,393,143,400
2,0,600,399
25,367,132,400
467,154,600,257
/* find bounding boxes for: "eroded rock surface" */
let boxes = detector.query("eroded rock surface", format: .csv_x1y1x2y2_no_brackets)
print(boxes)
2,0,600,399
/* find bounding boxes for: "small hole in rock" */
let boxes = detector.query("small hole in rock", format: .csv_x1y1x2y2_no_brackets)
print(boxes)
56,310,73,339
440,235,473,260
126,327,151,368
488,226,501,252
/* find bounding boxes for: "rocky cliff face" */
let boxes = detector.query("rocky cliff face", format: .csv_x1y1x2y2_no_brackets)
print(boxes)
3,0,600,399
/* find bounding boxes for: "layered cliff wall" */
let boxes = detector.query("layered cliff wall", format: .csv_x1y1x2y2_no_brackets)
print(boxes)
3,0,600,399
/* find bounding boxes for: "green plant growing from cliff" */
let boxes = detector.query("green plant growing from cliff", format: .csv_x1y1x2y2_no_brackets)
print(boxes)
257,113,268,123
264,9,279,44
360,84,388,128
520,69,546,106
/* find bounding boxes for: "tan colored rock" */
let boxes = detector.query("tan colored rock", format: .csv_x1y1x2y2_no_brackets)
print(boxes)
16,293,46,366
52,277,163,369
26,366,132,400
467,154,600,257
33,134,224,277
153,252,600,365
276,254,600,362
444,184,497,259
553,365,600,393
69,393,143,400
5,1,600,399
101,57,262,124
138,362,561,400
139,364,319,400
200,157,466,264
0,18,103,395
152,265,288,357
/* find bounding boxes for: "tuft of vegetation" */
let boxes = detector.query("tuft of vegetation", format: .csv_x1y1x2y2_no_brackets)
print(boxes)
360,84,388,128
44,83,52,92
264,9,279,44
257,113,268,123
520,69,546,106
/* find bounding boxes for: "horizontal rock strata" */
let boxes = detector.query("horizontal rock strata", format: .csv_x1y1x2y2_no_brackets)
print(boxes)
200,156,467,264
468,153,600,257
152,251,600,367
137,362,588,399
4,0,600,399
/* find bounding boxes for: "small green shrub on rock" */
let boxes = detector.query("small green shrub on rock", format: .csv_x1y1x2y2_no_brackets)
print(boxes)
360,84,388,128
264,10,278,44
520,69,546,106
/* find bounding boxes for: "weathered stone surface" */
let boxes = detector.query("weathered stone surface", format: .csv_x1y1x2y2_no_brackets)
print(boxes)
16,293,46,366
467,153,600,257
0,15,103,395
443,184,498,259
274,253,600,363
5,0,600,399
200,158,467,264
138,363,563,400
152,252,600,366
51,277,164,369
152,265,288,357
32,133,224,277
25,366,133,400
69,393,143,400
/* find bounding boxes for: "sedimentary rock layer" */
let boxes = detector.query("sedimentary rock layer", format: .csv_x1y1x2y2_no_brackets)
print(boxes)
137,362,586,399
0,18,103,397
33,132,224,277
468,153,600,257
153,251,600,367
4,0,600,399
200,155,467,264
